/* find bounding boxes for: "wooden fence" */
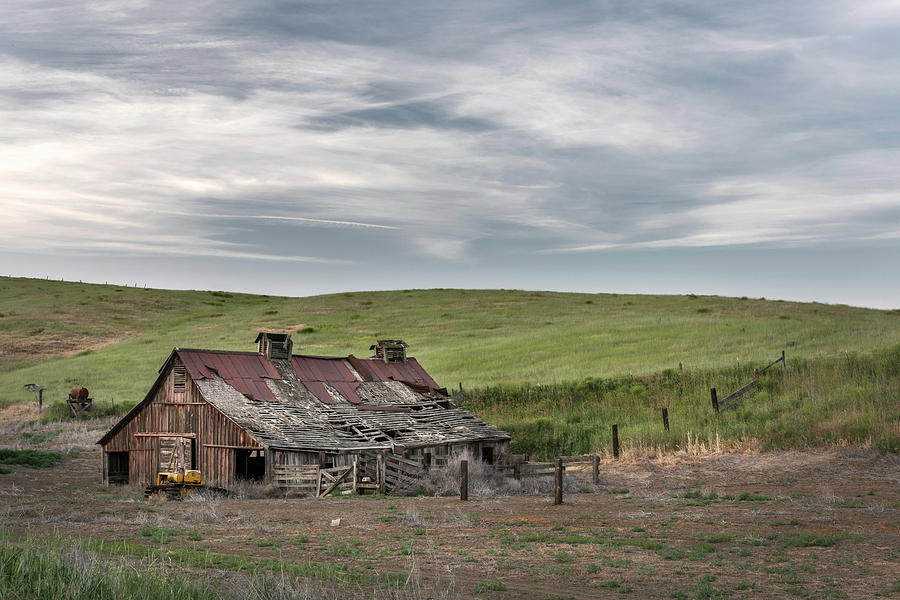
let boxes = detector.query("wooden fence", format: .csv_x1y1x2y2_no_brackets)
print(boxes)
273,451,602,496
714,350,786,412
489,456,597,481
273,461,366,497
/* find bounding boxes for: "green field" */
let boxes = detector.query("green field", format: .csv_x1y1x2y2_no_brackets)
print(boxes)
1,277,898,453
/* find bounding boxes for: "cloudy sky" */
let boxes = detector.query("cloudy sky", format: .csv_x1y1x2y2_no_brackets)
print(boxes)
2,1,898,308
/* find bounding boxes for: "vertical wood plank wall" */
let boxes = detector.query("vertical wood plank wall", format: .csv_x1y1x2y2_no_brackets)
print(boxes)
101,359,263,487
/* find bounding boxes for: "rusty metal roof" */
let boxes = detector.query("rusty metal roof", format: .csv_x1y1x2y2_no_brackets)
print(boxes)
349,355,441,390
178,349,282,402
174,349,443,407
99,345,509,450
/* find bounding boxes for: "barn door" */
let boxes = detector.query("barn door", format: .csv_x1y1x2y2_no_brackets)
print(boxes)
158,436,195,472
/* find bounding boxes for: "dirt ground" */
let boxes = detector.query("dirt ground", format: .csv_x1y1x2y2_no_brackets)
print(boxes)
0,417,898,599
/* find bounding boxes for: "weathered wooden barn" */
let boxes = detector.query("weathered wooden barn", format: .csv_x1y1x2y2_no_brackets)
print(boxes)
98,333,510,493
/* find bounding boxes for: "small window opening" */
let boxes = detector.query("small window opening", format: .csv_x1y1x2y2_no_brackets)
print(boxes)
481,446,494,465
173,366,186,392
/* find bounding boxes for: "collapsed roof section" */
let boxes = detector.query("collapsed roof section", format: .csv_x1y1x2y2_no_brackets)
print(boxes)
170,335,507,452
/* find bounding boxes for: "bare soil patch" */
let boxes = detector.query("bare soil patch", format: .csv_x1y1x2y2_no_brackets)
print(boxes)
0,332,132,370
0,422,897,599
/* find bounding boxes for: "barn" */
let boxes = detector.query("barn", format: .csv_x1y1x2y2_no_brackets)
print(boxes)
97,333,510,494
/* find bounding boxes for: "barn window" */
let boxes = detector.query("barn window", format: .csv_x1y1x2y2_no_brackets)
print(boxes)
173,366,186,392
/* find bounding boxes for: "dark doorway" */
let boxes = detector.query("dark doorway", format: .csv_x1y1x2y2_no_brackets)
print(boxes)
481,446,494,464
107,452,129,484
235,449,265,481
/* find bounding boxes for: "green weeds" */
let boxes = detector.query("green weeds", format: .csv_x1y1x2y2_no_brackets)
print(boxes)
778,532,847,548
0,541,218,600
474,581,507,593
0,449,64,469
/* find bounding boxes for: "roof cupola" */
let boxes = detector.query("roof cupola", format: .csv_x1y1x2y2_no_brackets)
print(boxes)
255,332,293,360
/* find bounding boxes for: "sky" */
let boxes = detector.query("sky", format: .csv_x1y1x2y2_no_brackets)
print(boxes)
1,1,899,308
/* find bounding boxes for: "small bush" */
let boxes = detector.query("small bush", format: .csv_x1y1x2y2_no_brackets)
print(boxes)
474,581,507,593
0,449,63,468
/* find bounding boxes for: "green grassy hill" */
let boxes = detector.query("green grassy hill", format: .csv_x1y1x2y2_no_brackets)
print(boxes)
1,277,898,453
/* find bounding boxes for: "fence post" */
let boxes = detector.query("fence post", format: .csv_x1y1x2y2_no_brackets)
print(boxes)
554,457,563,505
592,455,599,484
376,453,385,495
612,425,620,459
710,388,719,413
781,350,786,371
662,407,669,432
459,459,468,501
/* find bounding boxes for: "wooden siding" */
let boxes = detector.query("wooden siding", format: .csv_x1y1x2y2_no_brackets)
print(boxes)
100,358,263,487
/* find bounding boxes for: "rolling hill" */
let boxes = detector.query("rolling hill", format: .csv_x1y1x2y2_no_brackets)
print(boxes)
1,276,897,455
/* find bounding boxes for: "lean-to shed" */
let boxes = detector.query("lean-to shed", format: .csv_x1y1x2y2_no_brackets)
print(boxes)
97,334,509,492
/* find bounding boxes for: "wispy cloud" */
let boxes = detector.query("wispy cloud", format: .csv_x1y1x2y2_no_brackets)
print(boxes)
0,0,898,305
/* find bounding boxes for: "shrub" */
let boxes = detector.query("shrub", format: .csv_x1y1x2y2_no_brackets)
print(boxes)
0,449,63,468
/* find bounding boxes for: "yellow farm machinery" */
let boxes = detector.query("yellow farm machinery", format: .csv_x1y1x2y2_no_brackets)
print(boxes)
144,438,224,499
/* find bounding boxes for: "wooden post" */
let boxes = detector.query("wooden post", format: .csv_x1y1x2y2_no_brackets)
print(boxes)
612,425,620,459
38,389,42,412
754,368,760,378
459,382,463,393
352,456,358,494
678,362,683,372
662,407,669,432
781,350,786,370
554,457,563,505
592,455,599,484
459,459,468,501
376,453,385,495
710,388,719,413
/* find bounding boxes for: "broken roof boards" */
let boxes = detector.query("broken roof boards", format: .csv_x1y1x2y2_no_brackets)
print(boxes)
98,333,509,488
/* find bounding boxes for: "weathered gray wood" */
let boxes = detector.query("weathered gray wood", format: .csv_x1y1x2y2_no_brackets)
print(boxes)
592,455,599,484
377,453,385,494
662,407,669,432
318,466,353,497
711,388,719,413
719,380,757,408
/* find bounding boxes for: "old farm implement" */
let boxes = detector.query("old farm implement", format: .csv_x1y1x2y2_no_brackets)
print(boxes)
145,438,225,500
67,387,93,417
